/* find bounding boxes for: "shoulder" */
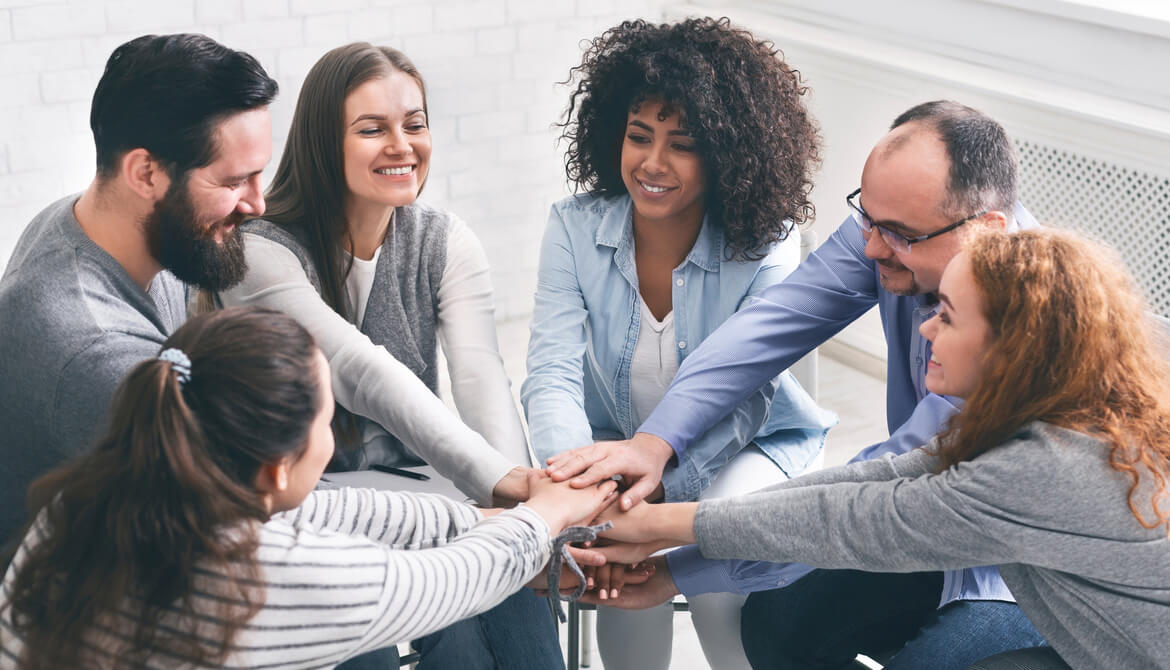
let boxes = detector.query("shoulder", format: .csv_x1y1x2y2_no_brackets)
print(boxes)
551,192,623,222
957,421,1114,495
242,218,310,256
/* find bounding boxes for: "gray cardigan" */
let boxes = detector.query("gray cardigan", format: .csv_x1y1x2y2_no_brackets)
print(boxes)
696,422,1170,670
221,203,524,505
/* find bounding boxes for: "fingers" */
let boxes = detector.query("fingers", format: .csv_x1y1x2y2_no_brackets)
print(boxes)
620,473,662,511
566,545,606,568
545,444,607,481
610,562,628,598
567,460,623,489
624,561,655,586
595,563,613,601
593,542,655,566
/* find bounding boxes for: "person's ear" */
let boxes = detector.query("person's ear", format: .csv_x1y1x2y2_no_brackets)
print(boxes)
254,460,291,495
119,148,171,201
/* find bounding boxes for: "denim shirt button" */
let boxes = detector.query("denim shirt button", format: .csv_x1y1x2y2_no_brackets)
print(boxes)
675,278,684,286
678,340,687,349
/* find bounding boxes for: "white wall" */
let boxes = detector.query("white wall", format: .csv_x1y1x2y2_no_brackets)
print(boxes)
0,0,671,319
677,1,1170,361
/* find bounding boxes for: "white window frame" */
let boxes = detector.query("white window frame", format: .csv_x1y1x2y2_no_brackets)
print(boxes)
975,0,1170,40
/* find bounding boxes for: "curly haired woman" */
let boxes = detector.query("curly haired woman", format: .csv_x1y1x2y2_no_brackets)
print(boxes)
520,17,835,669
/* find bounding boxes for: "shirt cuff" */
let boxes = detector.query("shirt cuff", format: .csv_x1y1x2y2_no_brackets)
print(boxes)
665,545,735,597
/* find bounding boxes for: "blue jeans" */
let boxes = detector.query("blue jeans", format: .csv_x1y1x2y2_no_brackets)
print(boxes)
884,600,1047,670
741,569,1046,670
413,589,564,670
966,647,1069,670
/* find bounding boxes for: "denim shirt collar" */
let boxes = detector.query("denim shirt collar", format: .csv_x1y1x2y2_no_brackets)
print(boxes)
594,196,723,274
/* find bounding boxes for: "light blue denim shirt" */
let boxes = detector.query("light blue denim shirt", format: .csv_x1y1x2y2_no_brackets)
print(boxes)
659,204,1037,607
522,193,835,502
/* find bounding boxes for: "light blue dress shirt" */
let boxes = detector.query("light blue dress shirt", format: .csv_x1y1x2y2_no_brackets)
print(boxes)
522,193,835,502
654,205,1036,606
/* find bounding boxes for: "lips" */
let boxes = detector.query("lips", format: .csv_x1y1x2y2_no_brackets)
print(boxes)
636,178,674,194
374,165,414,176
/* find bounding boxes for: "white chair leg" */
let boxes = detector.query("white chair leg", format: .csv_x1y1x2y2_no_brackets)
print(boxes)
580,607,596,667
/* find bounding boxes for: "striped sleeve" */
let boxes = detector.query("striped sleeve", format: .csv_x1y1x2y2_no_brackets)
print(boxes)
275,488,483,548
230,505,551,667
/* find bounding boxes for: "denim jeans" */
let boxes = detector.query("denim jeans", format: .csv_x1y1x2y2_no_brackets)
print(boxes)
336,590,560,670
412,589,564,670
966,646,1069,670
740,569,1047,670
884,600,1047,670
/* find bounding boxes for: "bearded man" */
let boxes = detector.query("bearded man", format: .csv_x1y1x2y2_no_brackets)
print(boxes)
0,33,277,546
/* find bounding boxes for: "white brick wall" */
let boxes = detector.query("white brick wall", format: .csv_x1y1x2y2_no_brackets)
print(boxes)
0,0,679,321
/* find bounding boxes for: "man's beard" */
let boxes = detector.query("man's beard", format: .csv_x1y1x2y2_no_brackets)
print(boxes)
145,179,248,292
875,258,919,296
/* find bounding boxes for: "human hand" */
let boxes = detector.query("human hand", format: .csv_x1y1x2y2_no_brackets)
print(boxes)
593,560,656,601
594,499,698,548
526,545,602,591
491,466,533,507
524,469,618,534
545,433,675,510
579,557,679,610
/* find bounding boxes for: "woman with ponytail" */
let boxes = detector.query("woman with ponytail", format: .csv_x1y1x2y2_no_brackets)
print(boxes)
0,306,618,669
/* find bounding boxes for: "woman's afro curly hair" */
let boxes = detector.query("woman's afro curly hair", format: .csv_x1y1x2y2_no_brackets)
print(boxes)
560,17,821,260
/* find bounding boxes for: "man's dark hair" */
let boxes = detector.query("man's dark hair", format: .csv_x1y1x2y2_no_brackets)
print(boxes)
892,100,1017,219
90,33,278,179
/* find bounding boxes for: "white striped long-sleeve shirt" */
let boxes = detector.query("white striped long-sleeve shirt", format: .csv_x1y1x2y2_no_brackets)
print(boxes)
0,488,552,669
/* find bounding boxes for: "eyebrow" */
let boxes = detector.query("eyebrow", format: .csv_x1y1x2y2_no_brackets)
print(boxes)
628,119,692,137
349,108,426,126
222,168,264,184
937,292,954,310
857,196,919,235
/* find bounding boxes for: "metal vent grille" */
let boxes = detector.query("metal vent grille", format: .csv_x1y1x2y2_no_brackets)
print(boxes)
1015,139,1170,317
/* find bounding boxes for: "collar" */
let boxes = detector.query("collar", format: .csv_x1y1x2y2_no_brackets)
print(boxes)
594,195,722,273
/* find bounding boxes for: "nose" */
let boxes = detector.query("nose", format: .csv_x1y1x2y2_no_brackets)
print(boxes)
236,173,265,216
862,224,894,260
384,127,412,156
642,141,667,176
919,312,938,340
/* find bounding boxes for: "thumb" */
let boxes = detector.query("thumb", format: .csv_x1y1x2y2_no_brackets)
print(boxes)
620,473,661,510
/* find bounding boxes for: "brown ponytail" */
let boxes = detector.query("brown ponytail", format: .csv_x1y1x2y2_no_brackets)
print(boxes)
4,307,322,668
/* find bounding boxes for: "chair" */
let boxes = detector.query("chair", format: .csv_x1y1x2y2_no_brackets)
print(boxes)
563,227,824,669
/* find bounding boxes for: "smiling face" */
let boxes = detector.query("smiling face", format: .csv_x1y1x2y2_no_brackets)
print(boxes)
620,98,705,227
919,252,993,399
859,122,967,296
342,72,431,216
145,107,271,290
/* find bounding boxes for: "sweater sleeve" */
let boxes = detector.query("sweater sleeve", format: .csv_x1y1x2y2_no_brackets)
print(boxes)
276,488,484,547
254,503,551,664
437,218,532,467
694,436,1056,572
221,234,513,505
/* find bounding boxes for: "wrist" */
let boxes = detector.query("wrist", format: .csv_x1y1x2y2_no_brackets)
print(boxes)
650,502,699,547
634,432,675,466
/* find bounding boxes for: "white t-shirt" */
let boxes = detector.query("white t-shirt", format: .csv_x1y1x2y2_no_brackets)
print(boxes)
629,301,678,428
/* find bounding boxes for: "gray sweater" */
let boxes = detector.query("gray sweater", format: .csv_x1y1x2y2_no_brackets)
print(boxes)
0,195,186,545
696,422,1170,670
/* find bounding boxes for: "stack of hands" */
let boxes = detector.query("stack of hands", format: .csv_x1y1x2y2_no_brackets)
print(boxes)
492,434,697,610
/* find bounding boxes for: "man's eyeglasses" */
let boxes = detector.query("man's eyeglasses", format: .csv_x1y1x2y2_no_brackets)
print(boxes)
846,188,986,253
